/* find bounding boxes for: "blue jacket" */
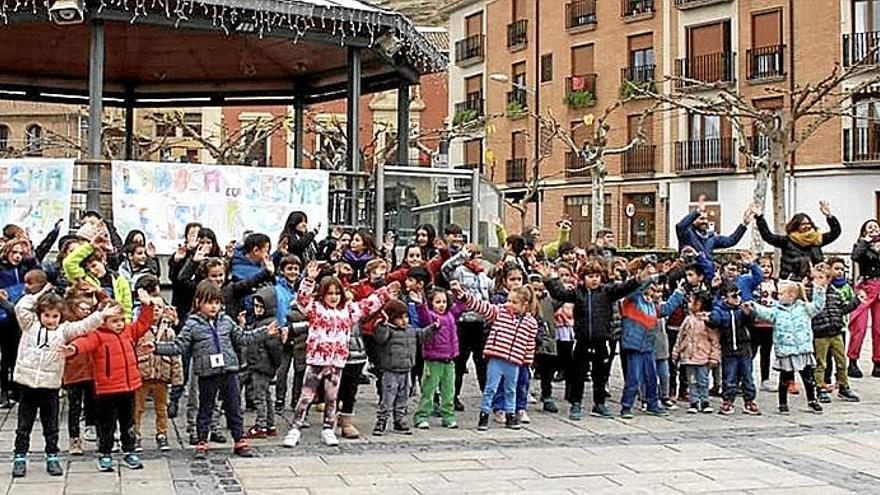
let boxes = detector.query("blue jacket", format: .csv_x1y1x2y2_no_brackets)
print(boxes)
620,284,685,353
736,262,763,302
0,257,39,322
750,287,826,357
230,245,264,282
676,210,747,280
709,302,753,356
274,277,296,327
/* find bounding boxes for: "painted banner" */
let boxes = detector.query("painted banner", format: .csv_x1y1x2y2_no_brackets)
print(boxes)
111,161,329,254
0,159,75,245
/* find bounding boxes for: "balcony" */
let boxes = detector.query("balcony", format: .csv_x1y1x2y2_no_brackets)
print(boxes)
565,151,590,179
674,0,733,10
506,89,528,117
566,0,597,31
620,65,655,98
454,34,485,66
747,44,786,81
623,144,656,175
675,52,736,88
454,163,481,189
506,158,527,183
621,0,655,19
674,137,737,173
843,127,880,164
843,31,880,66
507,19,528,49
453,97,484,126
565,74,598,108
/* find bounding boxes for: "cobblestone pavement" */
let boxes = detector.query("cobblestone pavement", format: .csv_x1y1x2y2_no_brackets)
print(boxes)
3,357,880,494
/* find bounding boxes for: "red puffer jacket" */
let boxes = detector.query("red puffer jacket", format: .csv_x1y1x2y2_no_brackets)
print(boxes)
71,305,154,396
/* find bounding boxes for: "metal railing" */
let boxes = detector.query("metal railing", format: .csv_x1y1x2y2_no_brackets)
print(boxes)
675,52,736,87
454,95,485,121
454,34,485,64
565,151,590,179
621,0,655,17
505,157,527,183
507,19,528,48
621,64,655,84
566,0,597,29
506,89,528,112
622,144,656,175
674,137,737,172
747,44,786,80
843,31,880,66
843,127,880,163
674,0,733,9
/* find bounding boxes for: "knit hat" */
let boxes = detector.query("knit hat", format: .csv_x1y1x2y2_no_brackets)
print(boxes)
75,222,102,242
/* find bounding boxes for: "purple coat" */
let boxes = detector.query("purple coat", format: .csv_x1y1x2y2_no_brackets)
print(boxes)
417,301,465,361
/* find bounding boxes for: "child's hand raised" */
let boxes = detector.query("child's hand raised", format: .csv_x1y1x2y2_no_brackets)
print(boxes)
742,302,754,314
237,310,247,327
386,281,402,298
138,342,156,354
100,304,123,319
146,242,157,258
409,291,423,305
62,345,77,357
305,261,321,280
173,244,187,262
266,321,281,336
263,254,275,274
449,280,465,299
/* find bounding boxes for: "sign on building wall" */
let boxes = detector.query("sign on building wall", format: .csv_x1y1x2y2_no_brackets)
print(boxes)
0,159,74,245
111,161,329,254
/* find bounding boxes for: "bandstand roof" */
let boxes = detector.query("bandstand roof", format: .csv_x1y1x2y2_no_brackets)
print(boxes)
0,0,447,106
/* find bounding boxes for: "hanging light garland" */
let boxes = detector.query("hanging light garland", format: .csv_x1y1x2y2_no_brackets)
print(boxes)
0,0,447,73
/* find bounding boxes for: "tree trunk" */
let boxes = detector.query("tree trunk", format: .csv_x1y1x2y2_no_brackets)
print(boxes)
591,161,606,240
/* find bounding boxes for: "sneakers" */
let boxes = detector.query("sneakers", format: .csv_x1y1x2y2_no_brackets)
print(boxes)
282,428,301,448
743,401,762,416
133,437,143,453
778,404,790,415
590,404,614,418
620,408,634,419
760,380,778,392
516,410,531,424
245,426,267,439
12,454,26,478
848,359,863,379
233,440,254,457
122,452,144,469
493,411,506,424
156,434,171,451
188,433,200,446
645,407,669,417
83,425,97,442
320,428,340,446
687,403,699,414
807,400,824,414
443,420,459,429
69,437,84,456
477,412,490,431
873,362,880,378
372,419,387,436
393,420,413,435
817,389,833,404
708,386,721,397
210,431,227,444
453,398,465,412
569,403,584,421
542,398,559,413
266,426,277,437
46,454,63,476
661,398,679,411
504,412,522,430
415,420,430,430
194,441,208,460
718,401,735,415
97,455,114,472
274,400,285,414
700,401,714,414
838,387,861,402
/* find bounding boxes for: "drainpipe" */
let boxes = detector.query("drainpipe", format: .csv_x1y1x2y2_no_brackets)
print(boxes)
533,0,541,226
787,0,796,219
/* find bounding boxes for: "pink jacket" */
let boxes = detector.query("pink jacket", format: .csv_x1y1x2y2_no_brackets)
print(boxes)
671,314,721,367
296,278,390,368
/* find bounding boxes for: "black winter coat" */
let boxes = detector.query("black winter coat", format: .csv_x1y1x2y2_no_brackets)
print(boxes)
755,214,841,281
544,277,641,342
811,288,860,338
852,239,880,281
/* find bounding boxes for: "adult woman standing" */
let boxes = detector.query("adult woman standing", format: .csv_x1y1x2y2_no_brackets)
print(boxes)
848,219,880,378
752,201,841,281
278,211,320,264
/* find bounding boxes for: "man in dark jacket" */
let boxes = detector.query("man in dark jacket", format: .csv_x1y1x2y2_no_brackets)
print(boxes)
539,260,643,420
676,198,753,281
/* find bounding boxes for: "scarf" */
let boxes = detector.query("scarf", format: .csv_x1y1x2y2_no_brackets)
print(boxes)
788,229,823,247
831,277,849,289
464,260,484,274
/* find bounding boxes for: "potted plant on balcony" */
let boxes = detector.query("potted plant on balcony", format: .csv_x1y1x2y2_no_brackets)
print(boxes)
564,89,596,108
453,108,479,126
506,99,526,117
619,80,655,100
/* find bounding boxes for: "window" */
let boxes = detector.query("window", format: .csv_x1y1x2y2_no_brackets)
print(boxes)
750,10,784,78
183,113,202,136
513,0,526,19
465,12,483,36
689,114,722,140
854,0,880,34
464,139,482,168
689,181,718,202
245,137,269,167
629,33,654,66
25,124,42,155
541,53,553,83
0,125,8,149
752,9,782,47
628,114,653,143
513,61,527,87
154,114,175,138
688,21,730,57
752,97,783,155
465,74,482,100
512,131,526,159
185,149,200,163
571,44,594,75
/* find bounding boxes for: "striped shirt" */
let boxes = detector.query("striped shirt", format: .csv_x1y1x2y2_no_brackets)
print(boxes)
464,295,538,366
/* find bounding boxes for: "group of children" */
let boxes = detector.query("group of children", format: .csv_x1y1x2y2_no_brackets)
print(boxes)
0,207,877,478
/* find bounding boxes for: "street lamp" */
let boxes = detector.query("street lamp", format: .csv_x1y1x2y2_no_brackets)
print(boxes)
488,73,535,96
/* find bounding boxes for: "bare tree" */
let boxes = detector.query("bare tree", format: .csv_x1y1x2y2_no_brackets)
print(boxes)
634,48,880,252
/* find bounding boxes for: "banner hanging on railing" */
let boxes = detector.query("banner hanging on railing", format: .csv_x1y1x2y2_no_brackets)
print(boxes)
0,158,75,245
111,161,330,254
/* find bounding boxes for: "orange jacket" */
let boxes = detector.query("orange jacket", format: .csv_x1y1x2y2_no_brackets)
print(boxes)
72,305,154,396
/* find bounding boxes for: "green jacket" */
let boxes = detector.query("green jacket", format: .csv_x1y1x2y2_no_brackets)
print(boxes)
62,243,133,322
495,224,570,260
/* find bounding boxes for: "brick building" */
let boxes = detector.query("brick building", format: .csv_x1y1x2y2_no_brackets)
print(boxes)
446,0,880,253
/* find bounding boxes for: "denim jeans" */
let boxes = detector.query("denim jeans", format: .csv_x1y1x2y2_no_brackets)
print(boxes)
722,354,756,402
620,350,659,411
481,358,519,414
641,359,670,401
684,365,710,403
491,365,530,412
